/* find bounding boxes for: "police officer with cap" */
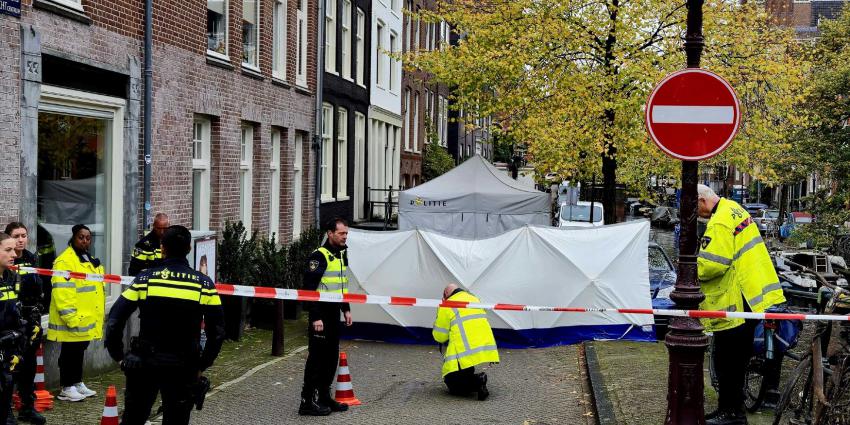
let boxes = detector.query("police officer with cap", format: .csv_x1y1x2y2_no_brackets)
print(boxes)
105,225,225,425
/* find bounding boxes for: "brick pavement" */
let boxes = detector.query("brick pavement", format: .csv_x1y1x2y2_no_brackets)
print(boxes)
189,340,594,425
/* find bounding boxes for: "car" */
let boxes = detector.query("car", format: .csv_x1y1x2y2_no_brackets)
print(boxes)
743,203,769,215
780,212,813,240
558,201,604,227
649,242,677,338
752,208,781,236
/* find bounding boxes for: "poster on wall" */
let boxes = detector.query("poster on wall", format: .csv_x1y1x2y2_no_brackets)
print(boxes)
194,237,216,280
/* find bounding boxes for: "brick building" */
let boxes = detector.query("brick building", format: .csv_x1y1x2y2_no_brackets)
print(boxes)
1,0,317,380
766,0,848,37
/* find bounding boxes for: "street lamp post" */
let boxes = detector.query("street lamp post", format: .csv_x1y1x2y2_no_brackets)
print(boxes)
664,1,710,424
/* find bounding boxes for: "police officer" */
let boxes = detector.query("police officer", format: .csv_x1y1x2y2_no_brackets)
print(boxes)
0,234,26,424
105,225,225,425
299,218,353,416
127,213,170,276
433,283,499,401
697,184,786,425
4,223,45,425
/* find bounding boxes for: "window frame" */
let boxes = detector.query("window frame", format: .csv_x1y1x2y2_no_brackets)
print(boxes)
293,132,304,239
269,129,282,239
325,0,337,74
207,0,230,59
404,89,411,151
412,92,420,153
240,123,255,230
272,0,288,80
389,31,398,93
242,0,261,69
341,0,352,80
356,8,366,87
321,103,335,202
336,107,348,199
376,21,385,88
192,116,212,231
296,0,309,86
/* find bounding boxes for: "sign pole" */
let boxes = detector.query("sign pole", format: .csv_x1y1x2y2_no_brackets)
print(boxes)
664,1,709,424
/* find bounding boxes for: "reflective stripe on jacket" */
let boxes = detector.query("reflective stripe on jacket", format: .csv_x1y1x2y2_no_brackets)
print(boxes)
432,290,500,377
46,247,106,342
317,247,348,294
698,198,786,332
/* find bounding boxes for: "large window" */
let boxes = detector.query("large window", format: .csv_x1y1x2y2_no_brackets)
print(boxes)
37,86,126,287
321,103,334,201
243,0,260,68
440,96,448,146
336,108,348,199
273,0,288,80
356,8,365,86
269,129,281,239
404,89,411,151
389,31,398,92
325,0,337,73
404,1,412,51
437,95,445,146
293,132,304,239
412,92,420,152
296,0,308,86
376,21,385,87
207,0,229,57
240,123,254,230
341,0,352,80
425,20,431,51
413,15,420,51
192,116,211,231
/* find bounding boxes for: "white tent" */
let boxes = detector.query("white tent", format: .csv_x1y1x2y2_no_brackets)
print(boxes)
398,155,551,238
344,220,655,348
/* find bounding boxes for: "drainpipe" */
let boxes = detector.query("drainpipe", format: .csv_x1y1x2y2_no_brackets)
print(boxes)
314,0,326,229
143,0,153,230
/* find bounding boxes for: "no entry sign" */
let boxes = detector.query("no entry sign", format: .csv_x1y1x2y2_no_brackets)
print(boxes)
645,69,741,161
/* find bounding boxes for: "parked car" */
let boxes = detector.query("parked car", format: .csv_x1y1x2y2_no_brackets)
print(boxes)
558,201,604,227
743,203,769,215
779,212,813,240
752,209,780,236
649,242,677,338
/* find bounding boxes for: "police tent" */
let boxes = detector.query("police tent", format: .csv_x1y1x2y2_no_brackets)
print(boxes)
344,220,655,348
398,155,551,239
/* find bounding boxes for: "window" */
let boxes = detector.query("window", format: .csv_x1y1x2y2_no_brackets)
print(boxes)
389,31,398,92
441,97,448,146
424,89,431,132
413,15,420,51
425,21,431,51
207,0,229,57
437,95,444,146
337,108,348,198
356,9,365,86
404,1,413,52
46,0,83,12
404,89,411,151
273,0,288,79
412,92,420,152
240,123,254,230
391,0,398,13
192,117,211,231
376,21,385,87
242,0,260,68
321,103,334,201
269,129,281,239
293,132,304,239
296,0,308,86
341,0,352,79
325,0,337,73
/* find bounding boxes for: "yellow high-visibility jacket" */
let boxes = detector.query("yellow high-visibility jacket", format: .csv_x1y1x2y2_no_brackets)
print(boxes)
317,247,348,294
46,247,106,342
698,198,786,332
432,290,500,377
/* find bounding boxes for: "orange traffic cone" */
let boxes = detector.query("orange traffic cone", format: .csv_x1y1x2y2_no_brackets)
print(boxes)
34,343,54,412
100,385,118,425
333,351,361,406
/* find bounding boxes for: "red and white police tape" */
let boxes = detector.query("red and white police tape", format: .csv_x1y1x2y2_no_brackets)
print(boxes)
11,265,846,323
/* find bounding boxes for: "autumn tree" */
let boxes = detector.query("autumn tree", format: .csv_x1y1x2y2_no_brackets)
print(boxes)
407,0,808,223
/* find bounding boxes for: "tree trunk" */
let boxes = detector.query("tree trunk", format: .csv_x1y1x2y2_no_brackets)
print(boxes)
602,134,617,225
272,299,285,356
778,184,789,227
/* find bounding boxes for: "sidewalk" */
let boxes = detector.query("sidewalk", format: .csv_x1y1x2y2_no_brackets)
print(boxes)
37,318,308,424
190,341,597,425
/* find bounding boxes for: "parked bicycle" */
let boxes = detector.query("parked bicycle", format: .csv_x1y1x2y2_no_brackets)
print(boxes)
773,260,850,425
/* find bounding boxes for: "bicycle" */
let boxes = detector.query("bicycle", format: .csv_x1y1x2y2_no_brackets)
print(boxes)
773,260,850,425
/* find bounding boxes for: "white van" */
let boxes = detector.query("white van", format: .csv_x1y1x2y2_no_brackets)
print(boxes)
558,201,604,228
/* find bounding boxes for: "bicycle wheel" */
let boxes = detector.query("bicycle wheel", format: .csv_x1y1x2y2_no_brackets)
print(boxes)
774,354,813,425
745,356,766,412
818,355,850,425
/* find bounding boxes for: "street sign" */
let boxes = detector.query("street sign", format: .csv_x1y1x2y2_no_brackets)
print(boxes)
0,0,21,18
645,69,741,161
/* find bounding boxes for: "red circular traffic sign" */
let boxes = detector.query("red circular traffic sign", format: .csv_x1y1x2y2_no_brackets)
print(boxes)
645,69,741,161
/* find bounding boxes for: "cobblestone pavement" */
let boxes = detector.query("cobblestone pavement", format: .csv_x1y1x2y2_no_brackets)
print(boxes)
190,341,594,425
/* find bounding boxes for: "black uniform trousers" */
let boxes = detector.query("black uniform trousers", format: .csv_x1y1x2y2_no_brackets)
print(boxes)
58,341,89,387
713,318,757,412
121,365,197,425
302,317,340,398
14,339,38,406
444,367,478,396
0,369,13,424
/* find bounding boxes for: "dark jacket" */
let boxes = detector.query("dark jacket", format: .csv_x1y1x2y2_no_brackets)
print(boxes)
104,257,225,371
13,249,44,310
0,270,25,365
127,231,163,276
303,241,350,324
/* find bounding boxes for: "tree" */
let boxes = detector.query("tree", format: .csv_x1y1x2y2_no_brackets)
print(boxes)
422,126,456,181
407,0,808,223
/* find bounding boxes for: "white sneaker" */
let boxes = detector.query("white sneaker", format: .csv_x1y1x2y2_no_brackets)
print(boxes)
75,382,97,398
57,386,86,402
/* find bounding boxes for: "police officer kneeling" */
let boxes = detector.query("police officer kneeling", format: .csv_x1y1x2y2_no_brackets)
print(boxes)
105,225,225,425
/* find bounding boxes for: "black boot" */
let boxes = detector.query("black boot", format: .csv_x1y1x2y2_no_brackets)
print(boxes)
319,388,349,412
476,372,489,401
5,406,16,425
298,388,331,416
705,410,747,425
17,407,45,425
